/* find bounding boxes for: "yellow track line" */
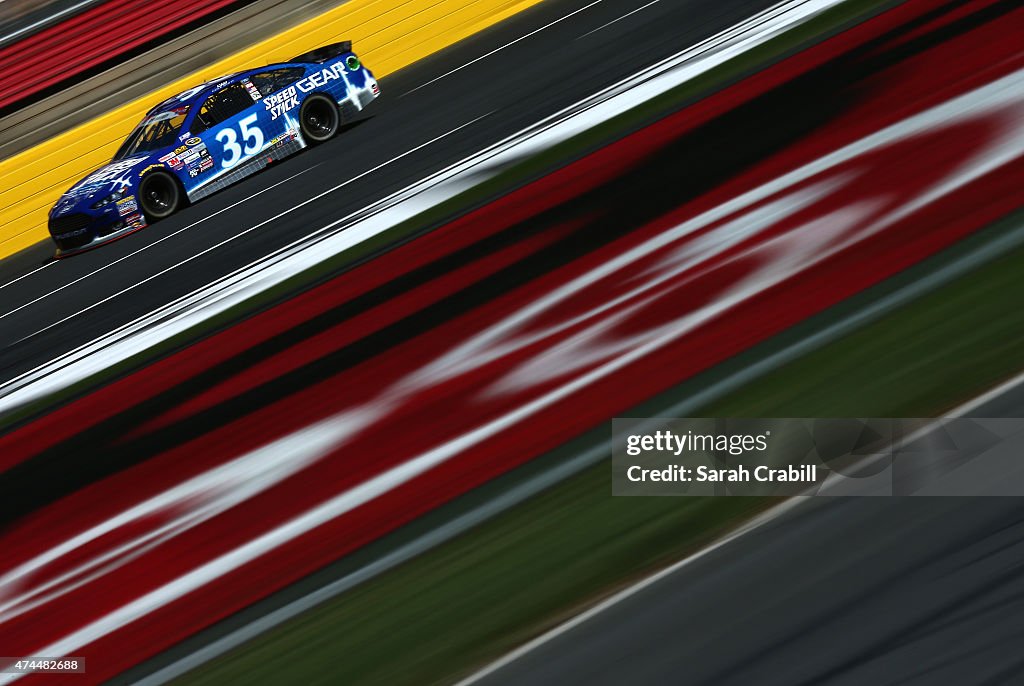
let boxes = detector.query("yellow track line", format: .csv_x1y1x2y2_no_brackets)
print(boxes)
0,0,545,258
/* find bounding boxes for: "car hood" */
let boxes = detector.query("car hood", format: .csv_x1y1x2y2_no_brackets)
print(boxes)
51,155,152,216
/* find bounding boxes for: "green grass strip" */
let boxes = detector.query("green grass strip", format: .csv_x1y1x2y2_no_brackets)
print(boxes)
177,209,1024,686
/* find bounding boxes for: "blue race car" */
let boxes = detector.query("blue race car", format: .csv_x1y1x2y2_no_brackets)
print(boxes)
48,41,379,257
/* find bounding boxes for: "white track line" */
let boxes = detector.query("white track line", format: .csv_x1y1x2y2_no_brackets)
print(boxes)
121,203,1024,684
0,0,102,46
0,168,313,323
0,3,856,671
0,260,54,292
454,499,807,686
10,114,491,343
577,0,661,39
953,366,1024,417
401,0,606,96
0,0,847,417
134,219,1024,684
133,446,603,686
455,371,1024,686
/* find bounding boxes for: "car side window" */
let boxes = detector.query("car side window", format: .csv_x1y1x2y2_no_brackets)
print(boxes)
192,84,256,133
249,68,305,97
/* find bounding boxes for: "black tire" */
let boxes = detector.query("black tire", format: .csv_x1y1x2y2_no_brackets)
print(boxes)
300,93,341,144
138,172,183,222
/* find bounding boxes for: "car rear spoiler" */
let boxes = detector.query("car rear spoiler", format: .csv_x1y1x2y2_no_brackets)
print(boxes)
291,41,353,64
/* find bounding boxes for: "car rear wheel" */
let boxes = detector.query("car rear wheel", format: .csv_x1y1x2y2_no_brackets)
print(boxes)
139,172,182,222
300,94,341,144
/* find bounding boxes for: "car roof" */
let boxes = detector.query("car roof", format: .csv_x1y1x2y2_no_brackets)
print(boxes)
146,63,307,117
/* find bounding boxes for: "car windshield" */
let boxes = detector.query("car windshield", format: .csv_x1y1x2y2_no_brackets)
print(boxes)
113,108,189,160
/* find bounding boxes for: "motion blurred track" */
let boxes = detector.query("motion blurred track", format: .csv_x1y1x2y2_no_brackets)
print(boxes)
468,388,1024,686
0,0,776,385
2,0,1023,682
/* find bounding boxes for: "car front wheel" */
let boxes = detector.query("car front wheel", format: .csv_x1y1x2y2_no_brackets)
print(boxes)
138,172,183,222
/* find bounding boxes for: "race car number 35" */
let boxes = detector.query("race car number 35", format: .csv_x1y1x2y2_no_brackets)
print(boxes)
216,114,265,169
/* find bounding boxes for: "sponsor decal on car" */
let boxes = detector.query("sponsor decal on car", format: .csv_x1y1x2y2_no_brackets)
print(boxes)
116,195,139,216
162,139,206,167
186,147,211,165
264,86,300,121
270,129,298,146
124,212,146,229
54,227,88,239
244,79,261,101
188,157,215,177
295,62,351,94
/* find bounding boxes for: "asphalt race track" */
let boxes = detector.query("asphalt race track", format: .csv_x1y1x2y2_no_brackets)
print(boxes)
5,1,1023,683
0,0,776,385
470,384,1024,686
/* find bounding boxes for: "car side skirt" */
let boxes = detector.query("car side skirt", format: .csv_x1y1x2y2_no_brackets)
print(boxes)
188,136,305,203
